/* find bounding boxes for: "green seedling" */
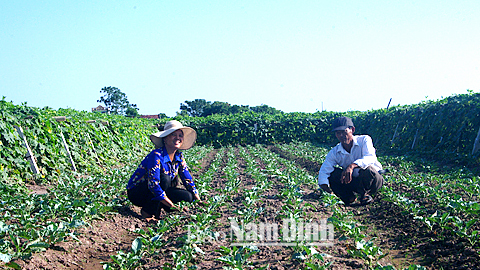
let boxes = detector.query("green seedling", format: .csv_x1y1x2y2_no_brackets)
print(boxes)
215,245,260,270
348,238,386,269
102,237,143,270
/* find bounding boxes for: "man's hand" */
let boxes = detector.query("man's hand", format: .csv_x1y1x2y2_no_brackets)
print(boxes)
320,184,333,194
341,163,358,184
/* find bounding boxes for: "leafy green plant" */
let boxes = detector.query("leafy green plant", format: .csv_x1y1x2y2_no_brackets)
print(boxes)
300,246,332,270
215,245,262,270
348,238,386,269
102,237,143,270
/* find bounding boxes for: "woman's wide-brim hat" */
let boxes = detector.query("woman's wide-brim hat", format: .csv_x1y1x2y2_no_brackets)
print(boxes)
150,120,197,150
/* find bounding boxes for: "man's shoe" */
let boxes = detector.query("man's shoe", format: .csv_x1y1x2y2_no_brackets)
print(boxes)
359,194,374,205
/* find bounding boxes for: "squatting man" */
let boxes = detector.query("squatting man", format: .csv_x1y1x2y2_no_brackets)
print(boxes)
318,116,384,205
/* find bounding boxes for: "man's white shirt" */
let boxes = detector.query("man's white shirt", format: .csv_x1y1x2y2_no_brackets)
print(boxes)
318,135,382,186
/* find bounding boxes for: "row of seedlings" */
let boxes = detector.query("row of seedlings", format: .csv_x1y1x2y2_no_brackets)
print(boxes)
379,157,480,249
247,144,333,269
214,146,267,269
1,157,136,268
103,145,223,269
266,142,426,270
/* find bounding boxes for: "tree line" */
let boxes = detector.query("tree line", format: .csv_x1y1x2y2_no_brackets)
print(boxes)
178,99,282,117
97,87,282,117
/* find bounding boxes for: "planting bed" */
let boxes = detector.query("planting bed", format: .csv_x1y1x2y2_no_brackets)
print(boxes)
4,143,480,269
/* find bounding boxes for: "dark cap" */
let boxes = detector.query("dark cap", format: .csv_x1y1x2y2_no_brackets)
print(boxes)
332,116,354,131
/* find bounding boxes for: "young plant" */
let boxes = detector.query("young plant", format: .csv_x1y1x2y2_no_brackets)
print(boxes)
215,245,263,270
102,237,143,270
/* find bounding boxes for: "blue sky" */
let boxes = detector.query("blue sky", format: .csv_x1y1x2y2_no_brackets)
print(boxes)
1,1,479,117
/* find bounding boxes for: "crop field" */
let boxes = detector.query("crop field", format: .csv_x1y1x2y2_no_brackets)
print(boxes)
2,94,480,269
2,140,479,270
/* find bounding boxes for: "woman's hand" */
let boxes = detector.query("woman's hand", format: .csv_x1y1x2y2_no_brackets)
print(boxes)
194,194,208,206
161,197,175,208
197,200,208,207
170,204,188,212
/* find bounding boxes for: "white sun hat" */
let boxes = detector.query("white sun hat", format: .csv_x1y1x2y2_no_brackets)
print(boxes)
150,120,197,150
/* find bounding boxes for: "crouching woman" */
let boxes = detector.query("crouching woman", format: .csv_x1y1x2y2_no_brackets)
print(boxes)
126,120,203,221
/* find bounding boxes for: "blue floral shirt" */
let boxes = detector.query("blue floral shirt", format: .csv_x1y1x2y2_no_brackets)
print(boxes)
126,147,198,201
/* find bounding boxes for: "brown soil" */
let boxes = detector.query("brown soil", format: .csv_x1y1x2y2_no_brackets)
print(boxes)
17,211,144,269
271,145,480,270
10,145,480,270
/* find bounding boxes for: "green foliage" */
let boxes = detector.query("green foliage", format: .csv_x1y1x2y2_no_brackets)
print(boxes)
102,238,143,270
0,166,132,264
97,86,138,116
250,104,282,115
204,101,236,116
125,107,139,118
180,99,210,117
215,245,260,269
175,92,480,166
3,91,480,181
354,91,480,165
178,99,279,117
0,99,155,182
172,111,344,147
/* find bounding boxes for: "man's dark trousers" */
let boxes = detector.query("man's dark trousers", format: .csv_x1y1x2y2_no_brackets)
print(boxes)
328,166,384,204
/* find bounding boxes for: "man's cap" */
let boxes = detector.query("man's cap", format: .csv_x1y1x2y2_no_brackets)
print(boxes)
332,116,354,131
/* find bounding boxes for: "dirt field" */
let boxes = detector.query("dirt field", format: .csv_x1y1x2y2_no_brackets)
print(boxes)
13,145,480,269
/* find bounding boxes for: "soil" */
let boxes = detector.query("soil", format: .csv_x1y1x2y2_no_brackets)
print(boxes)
10,146,480,269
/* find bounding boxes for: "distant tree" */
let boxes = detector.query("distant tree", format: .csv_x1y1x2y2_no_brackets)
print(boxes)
157,113,168,119
204,101,231,116
231,105,250,114
176,110,189,117
250,104,282,114
179,99,282,117
125,105,139,117
97,86,138,115
179,99,210,117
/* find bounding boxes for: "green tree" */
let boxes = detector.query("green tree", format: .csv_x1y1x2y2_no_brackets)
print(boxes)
179,99,210,117
231,104,250,114
97,86,138,115
157,113,168,119
125,106,139,117
250,104,282,115
204,101,231,116
179,99,282,117
176,110,189,117
180,99,251,117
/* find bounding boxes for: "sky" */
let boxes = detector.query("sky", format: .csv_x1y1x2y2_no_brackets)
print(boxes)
1,1,479,117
